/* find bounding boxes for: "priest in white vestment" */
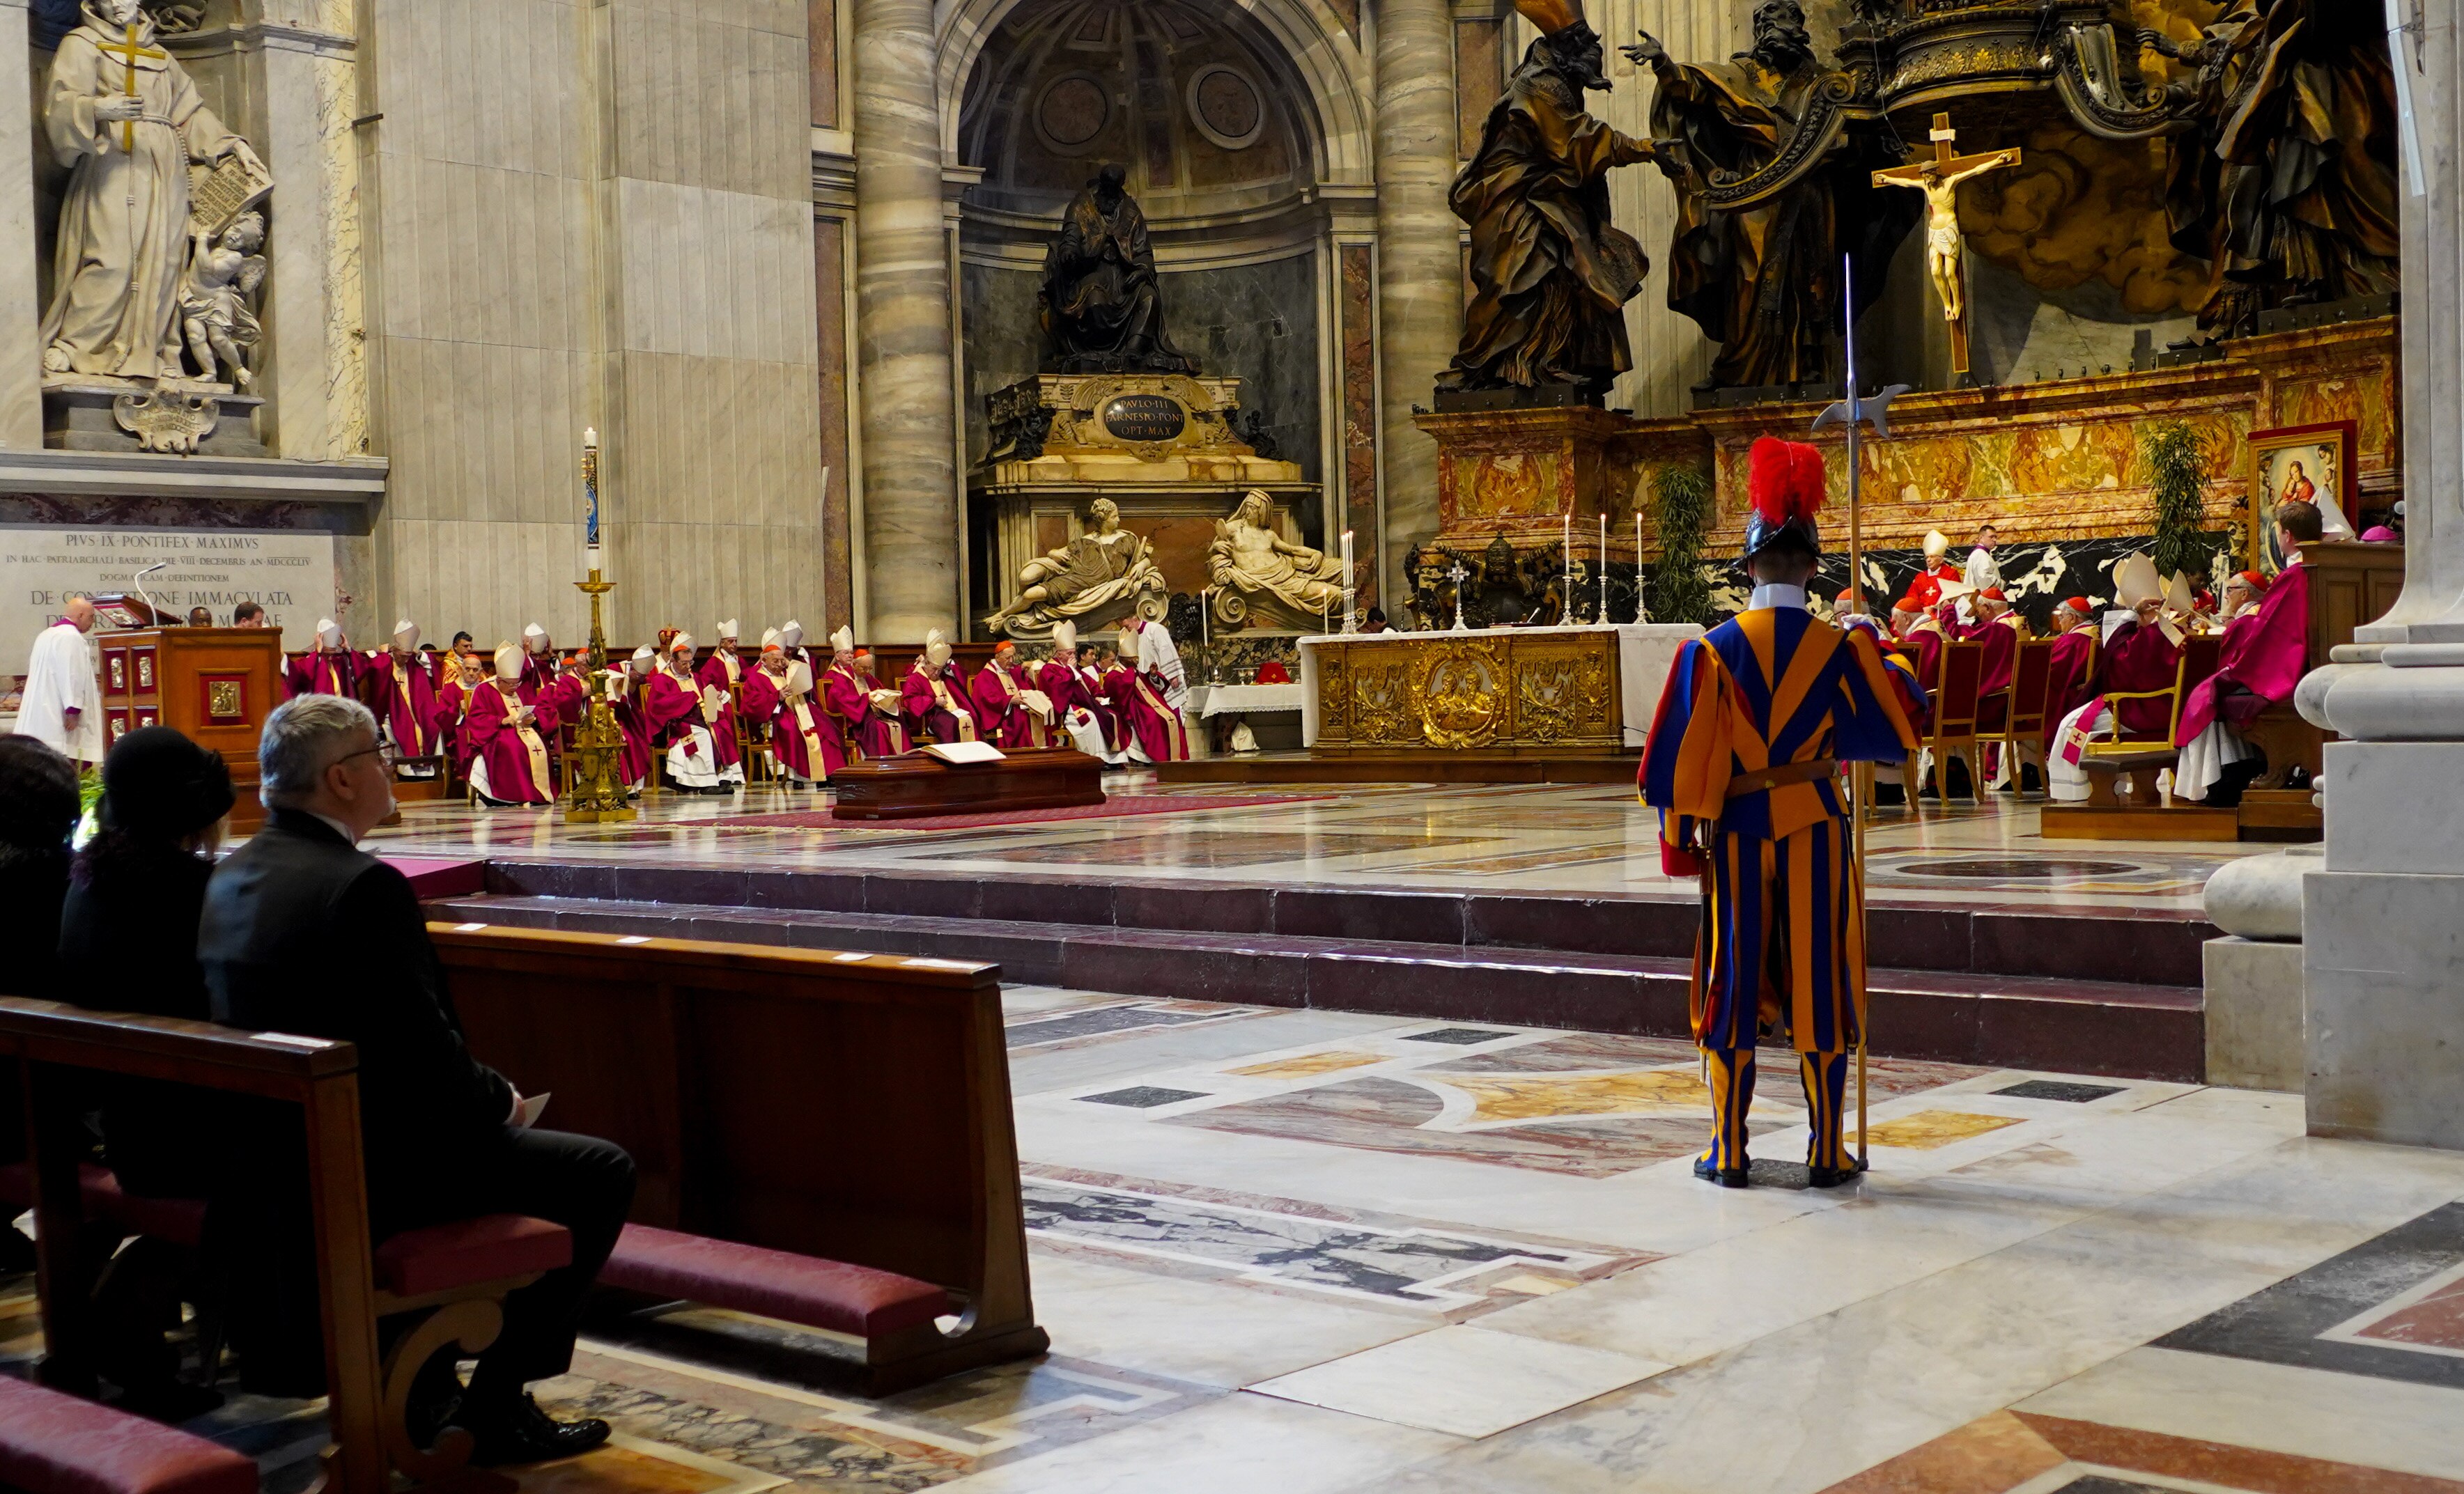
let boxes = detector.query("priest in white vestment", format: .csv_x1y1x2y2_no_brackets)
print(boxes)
18,594,103,765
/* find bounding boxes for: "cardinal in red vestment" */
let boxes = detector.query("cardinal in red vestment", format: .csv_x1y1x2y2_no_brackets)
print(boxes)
287,618,363,701
2174,504,2321,803
851,651,909,756
465,644,556,806
693,619,747,779
369,621,443,775
769,657,833,784
969,641,1051,749
1039,621,1120,761
901,631,980,744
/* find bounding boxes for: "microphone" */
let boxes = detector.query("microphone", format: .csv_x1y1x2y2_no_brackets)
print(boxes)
134,560,170,626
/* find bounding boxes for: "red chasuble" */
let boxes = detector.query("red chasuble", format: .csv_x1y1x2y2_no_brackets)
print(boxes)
1960,612,2021,731
1039,659,1117,752
371,651,442,757
2045,628,2098,725
968,660,1048,749
901,665,979,744
2100,620,2184,740
1103,662,1188,763
769,682,834,781
286,649,362,701
465,679,554,804
2176,560,2310,745
821,662,905,758
693,650,745,770
1894,618,1945,730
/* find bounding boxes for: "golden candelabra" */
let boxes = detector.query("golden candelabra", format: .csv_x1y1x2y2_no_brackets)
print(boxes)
563,566,635,823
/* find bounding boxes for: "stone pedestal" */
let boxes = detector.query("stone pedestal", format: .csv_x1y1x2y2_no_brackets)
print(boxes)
970,373,1317,637
45,382,268,458
1411,404,1641,558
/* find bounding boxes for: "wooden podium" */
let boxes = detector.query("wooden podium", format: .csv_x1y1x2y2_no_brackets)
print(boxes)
97,628,286,832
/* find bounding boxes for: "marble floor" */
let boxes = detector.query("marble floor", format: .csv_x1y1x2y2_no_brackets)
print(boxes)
12,985,2463,1493
365,776,2249,913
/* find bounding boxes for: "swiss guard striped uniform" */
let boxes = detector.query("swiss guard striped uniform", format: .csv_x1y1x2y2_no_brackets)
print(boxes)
1640,594,1919,1183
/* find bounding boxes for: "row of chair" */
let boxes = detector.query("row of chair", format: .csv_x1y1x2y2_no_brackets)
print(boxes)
1916,631,2223,803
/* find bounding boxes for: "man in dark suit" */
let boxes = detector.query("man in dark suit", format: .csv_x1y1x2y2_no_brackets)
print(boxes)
202,694,632,1464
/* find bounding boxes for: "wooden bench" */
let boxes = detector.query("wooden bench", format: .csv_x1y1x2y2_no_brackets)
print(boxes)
0,1374,258,1494
431,923,1048,1394
0,999,557,1494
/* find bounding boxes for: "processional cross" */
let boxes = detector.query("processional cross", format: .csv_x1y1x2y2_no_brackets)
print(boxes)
96,24,166,154
1446,561,1471,632
1870,114,2020,381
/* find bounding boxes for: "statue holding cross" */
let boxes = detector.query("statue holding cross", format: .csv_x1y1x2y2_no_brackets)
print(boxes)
1870,114,2019,378
39,0,266,385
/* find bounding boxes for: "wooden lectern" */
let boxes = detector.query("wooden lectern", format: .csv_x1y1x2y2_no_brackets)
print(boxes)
96,627,286,832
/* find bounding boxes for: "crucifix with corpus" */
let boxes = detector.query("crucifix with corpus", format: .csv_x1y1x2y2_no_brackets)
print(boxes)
1870,114,2020,380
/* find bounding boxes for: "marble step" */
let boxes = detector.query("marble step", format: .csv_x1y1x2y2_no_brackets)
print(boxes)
424,893,2205,1082
479,859,2217,988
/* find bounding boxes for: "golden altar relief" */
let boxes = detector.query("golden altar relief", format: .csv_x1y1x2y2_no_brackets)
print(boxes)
1310,630,1621,755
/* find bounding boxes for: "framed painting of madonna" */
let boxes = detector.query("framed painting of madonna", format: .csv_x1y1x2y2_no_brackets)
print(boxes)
2249,421,2357,572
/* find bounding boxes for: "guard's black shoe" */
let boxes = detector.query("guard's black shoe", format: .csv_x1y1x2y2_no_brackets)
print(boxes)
1693,1155,1749,1188
462,1393,611,1466
1806,1160,1868,1189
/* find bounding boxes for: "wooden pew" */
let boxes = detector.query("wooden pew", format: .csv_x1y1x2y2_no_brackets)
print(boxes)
0,999,389,1494
429,924,1049,1392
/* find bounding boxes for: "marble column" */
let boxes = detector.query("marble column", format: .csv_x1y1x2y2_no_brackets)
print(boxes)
0,0,45,449
1372,0,1465,606
2297,0,2464,1149
251,10,369,462
851,0,961,641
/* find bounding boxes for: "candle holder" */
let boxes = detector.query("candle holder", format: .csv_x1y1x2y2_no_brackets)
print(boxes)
1340,586,1358,635
563,563,635,823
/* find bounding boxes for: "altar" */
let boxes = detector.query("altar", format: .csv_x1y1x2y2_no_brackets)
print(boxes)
1299,624,1699,756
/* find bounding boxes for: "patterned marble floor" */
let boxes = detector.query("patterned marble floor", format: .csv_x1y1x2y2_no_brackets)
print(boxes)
364,775,2249,912
11,984,2461,1493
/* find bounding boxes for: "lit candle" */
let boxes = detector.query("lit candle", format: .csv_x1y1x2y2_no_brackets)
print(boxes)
582,427,602,561
1341,529,1354,630
1635,511,1644,623
1599,514,1609,624
1563,513,1572,623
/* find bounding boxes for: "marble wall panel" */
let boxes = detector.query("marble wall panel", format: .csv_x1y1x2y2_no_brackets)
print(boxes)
366,0,826,646
1340,242,1380,613
809,0,838,126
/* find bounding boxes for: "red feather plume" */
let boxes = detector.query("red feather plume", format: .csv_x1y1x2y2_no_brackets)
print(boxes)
1747,437,1829,524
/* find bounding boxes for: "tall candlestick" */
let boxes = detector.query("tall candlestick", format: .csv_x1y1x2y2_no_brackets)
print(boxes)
1562,514,1572,623
1635,511,1645,623
1599,515,1609,623
1340,529,1356,633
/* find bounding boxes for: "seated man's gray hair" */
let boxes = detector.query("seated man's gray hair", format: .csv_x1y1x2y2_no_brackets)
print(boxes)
258,694,379,806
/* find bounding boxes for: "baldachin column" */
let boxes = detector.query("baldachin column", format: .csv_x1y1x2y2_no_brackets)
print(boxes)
851,0,961,641
1372,0,1465,607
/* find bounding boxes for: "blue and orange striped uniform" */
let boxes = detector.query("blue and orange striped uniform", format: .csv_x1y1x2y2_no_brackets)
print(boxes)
1638,605,1919,1172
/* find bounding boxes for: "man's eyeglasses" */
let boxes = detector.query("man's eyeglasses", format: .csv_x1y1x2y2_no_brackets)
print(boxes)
334,742,395,770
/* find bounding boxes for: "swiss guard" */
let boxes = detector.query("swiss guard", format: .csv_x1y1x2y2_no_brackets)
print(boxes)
1638,436,1919,1189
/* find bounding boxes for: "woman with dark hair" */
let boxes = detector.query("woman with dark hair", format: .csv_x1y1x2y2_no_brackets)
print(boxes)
0,733,80,999
61,725,236,1132
58,726,235,1417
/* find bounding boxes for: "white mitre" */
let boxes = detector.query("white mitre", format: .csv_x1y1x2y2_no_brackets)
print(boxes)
393,620,419,650
316,618,343,648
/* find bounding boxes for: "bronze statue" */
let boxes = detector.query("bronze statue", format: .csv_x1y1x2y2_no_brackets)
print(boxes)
1039,164,1196,375
1632,0,1911,391
1438,0,1654,398
2144,0,2400,337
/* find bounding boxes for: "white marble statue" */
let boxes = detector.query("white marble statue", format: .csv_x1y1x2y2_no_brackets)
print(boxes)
1207,489,1350,631
984,497,1169,637
40,0,265,384
180,212,267,387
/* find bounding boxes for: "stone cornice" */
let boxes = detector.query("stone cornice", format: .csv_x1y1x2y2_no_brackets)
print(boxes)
0,451,387,513
161,20,357,59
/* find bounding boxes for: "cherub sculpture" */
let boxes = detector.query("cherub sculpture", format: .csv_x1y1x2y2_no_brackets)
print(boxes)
180,212,266,387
